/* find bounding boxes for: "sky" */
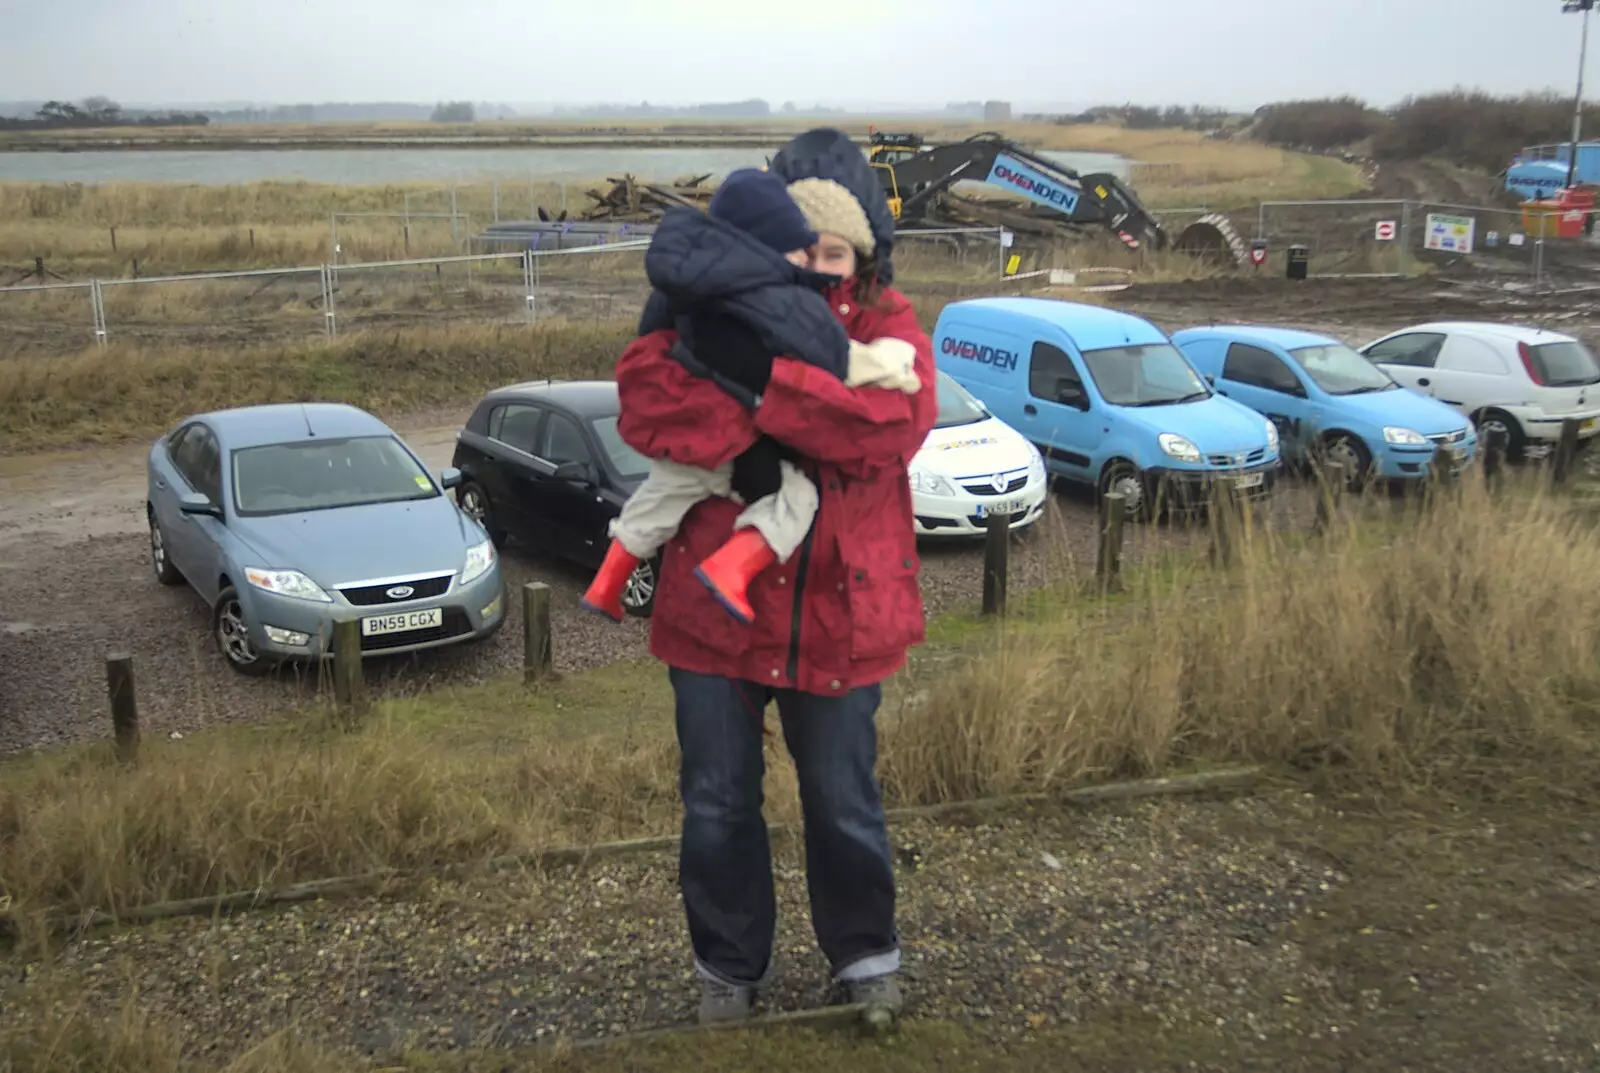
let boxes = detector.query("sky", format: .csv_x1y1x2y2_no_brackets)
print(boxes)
0,0,1594,111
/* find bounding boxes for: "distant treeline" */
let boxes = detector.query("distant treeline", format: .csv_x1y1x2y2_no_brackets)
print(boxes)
1027,104,1243,135
1252,92,1600,170
0,98,208,130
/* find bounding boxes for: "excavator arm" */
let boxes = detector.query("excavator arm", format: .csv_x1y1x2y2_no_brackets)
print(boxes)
871,132,1168,251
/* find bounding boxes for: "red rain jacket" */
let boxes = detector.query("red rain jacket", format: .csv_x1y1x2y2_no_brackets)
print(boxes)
616,281,939,695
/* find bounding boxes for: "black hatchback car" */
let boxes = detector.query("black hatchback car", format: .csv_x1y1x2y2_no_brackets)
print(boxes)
451,379,658,616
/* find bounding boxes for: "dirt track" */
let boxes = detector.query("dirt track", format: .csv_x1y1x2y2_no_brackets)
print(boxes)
6,274,1600,754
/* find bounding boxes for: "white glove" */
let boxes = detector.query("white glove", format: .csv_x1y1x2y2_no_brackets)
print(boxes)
844,338,921,394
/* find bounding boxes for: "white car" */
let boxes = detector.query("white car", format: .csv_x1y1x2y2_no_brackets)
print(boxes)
909,370,1049,536
1358,321,1600,460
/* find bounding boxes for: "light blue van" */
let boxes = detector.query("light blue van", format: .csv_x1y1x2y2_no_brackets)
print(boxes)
1170,325,1479,488
931,297,1283,519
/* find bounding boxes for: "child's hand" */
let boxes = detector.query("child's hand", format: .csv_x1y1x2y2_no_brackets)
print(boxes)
731,436,785,503
844,338,921,394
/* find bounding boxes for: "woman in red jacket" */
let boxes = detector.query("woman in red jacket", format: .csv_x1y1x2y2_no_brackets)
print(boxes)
613,128,939,1025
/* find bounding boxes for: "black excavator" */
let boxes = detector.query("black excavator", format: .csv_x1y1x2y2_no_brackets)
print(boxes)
865,130,1249,266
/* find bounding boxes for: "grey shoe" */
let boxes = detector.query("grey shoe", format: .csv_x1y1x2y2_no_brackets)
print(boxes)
846,972,904,1016
698,977,755,1024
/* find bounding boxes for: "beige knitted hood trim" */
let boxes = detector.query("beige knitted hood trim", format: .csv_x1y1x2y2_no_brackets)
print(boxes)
786,177,876,256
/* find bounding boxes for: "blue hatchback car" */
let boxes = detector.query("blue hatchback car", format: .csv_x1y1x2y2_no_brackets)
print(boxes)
931,297,1282,519
1170,325,1479,488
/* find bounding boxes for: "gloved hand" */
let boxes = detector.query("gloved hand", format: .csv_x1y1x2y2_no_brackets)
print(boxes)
845,337,921,394
730,435,785,504
684,310,777,399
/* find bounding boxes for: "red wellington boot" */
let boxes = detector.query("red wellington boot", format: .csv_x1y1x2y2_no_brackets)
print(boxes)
695,527,777,625
581,539,642,623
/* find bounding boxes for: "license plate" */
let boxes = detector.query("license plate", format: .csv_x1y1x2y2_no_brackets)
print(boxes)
977,496,1030,518
361,608,442,637
1231,472,1265,489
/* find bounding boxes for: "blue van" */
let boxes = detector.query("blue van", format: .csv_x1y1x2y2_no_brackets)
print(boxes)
1170,325,1479,488
931,297,1282,519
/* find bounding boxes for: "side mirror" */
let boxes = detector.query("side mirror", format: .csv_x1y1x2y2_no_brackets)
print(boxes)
178,491,220,517
439,466,463,490
553,460,592,484
1204,374,1216,385
1055,379,1086,408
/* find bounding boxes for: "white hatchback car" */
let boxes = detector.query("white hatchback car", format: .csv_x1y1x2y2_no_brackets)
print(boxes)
1358,321,1600,459
910,370,1049,536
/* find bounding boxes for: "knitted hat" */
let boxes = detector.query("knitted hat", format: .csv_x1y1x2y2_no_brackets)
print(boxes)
707,168,818,255
787,177,876,257
768,127,896,283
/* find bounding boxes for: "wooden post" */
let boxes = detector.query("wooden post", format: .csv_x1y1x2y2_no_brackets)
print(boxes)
109,226,117,252
1315,461,1345,534
1209,483,1239,568
131,257,139,279
981,513,1010,616
106,653,139,765
1552,418,1581,485
331,619,367,719
249,228,255,250
523,581,553,684
1097,492,1126,590
1482,426,1506,485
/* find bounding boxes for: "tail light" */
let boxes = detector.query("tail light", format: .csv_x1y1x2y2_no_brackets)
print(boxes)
1517,341,1546,385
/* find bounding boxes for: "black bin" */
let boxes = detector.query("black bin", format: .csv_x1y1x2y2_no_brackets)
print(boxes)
1286,244,1309,281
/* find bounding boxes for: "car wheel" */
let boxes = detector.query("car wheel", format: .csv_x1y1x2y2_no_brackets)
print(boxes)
1317,434,1372,493
1473,409,1526,464
213,585,274,677
148,508,183,586
1099,460,1149,521
620,555,659,618
456,481,507,547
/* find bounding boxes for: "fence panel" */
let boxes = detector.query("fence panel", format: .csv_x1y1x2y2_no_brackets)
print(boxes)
93,268,328,352
0,281,97,358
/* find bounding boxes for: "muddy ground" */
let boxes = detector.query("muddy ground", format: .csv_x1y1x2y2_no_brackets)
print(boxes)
5,273,1600,754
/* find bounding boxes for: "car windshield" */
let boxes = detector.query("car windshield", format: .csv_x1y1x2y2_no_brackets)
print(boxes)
1290,343,1398,395
1527,340,1600,386
1080,343,1210,406
232,435,437,516
935,371,990,428
590,415,651,481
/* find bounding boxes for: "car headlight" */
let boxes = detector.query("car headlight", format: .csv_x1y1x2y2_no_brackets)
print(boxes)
1027,446,1047,481
1264,420,1280,452
459,538,496,585
244,567,332,603
1158,433,1202,462
1383,426,1427,446
909,466,957,497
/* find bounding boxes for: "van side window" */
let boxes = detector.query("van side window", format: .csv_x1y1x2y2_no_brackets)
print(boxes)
1028,342,1082,401
1366,332,1444,368
1223,343,1302,394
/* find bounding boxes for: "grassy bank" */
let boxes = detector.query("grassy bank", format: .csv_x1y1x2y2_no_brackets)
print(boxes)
3,472,1595,941
0,320,634,449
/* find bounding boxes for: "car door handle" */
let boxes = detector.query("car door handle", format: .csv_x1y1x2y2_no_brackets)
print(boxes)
1417,377,1431,387
1023,404,1037,416
156,479,167,490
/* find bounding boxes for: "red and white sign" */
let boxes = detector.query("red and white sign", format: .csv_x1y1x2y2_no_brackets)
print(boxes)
1374,220,1397,241
1249,243,1268,266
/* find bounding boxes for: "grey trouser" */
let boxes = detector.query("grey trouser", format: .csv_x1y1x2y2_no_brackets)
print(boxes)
608,457,819,562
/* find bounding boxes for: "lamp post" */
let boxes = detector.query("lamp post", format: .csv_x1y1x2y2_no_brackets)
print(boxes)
1564,0,1595,190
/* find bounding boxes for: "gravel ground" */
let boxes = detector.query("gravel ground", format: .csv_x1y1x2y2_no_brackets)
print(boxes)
5,791,1345,1059
0,413,1318,754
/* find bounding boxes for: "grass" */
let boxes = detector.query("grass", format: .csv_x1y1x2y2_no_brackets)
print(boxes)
0,319,634,450
2,468,1596,945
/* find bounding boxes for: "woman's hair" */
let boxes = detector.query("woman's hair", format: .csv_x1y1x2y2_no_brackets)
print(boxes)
852,251,888,307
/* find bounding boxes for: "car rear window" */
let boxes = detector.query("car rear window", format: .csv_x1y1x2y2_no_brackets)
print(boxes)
1527,341,1600,386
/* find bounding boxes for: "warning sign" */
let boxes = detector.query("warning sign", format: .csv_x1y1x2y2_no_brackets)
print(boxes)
1005,253,1022,276
1249,239,1268,266
1374,220,1396,241
1424,213,1475,254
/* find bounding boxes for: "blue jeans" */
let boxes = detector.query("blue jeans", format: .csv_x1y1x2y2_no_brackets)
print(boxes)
669,667,900,988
